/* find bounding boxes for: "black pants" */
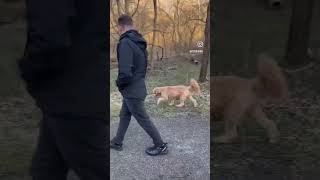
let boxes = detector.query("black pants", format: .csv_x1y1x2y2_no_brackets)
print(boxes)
30,114,108,180
112,98,164,146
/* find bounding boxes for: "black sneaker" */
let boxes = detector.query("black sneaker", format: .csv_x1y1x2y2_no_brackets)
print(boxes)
110,141,123,151
145,143,168,156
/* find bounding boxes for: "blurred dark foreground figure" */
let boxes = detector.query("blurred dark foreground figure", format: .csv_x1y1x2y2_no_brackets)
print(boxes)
110,15,168,156
18,0,108,179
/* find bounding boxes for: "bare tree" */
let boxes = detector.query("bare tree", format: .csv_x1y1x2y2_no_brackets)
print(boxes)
110,0,209,62
116,0,122,16
199,2,210,82
124,0,131,14
149,0,158,68
130,0,140,17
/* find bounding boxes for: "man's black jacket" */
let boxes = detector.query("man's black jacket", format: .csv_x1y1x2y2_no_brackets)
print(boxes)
116,30,148,100
18,0,108,119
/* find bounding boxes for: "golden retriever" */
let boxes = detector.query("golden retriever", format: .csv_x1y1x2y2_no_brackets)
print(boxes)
212,54,288,143
152,79,201,107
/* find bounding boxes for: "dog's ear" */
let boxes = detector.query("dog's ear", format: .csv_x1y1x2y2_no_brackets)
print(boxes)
152,88,157,94
152,88,159,95
153,88,161,96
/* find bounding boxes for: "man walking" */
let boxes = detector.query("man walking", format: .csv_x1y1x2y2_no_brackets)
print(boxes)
18,0,108,179
110,15,168,156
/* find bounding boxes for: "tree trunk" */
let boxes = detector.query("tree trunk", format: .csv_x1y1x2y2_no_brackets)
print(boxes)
149,0,158,69
189,25,197,49
199,2,210,82
286,0,314,67
162,32,167,58
176,0,182,53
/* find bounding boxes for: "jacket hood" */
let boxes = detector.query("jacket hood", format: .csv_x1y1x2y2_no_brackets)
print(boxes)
120,30,147,50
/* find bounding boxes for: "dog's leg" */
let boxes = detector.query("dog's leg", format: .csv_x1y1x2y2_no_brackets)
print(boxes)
214,120,238,143
214,101,246,143
189,96,198,107
176,96,186,107
169,100,175,106
250,105,280,143
157,97,166,105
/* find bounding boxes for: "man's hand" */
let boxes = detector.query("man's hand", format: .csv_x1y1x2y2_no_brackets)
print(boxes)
18,47,67,85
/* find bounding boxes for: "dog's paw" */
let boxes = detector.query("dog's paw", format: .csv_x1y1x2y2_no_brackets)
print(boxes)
175,104,185,108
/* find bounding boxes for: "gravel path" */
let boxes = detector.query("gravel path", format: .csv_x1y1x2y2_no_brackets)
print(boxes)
110,114,210,180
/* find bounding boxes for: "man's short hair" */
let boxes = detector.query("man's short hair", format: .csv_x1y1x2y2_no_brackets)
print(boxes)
118,15,133,26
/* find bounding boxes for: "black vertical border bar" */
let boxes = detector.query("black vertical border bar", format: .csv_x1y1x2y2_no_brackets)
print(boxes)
105,0,111,179
209,0,214,178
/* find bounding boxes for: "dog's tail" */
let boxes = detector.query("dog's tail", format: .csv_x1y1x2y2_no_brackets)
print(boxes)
254,54,288,101
189,79,201,95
